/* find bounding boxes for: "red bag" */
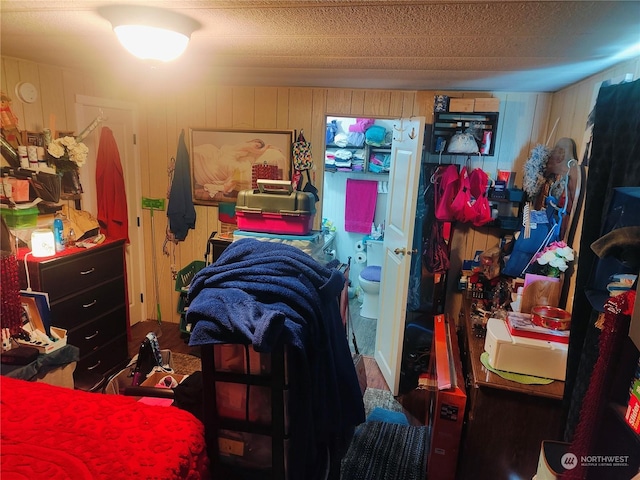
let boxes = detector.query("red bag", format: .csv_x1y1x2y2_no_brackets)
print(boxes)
434,164,460,221
469,168,492,226
450,166,476,223
251,163,280,189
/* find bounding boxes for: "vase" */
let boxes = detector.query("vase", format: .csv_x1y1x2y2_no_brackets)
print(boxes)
61,169,83,195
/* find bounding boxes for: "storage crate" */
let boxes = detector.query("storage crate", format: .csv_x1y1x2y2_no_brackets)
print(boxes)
449,98,475,112
1,206,39,228
474,97,500,112
175,260,206,292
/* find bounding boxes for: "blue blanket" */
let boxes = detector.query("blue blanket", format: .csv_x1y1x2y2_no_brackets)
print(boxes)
187,238,365,477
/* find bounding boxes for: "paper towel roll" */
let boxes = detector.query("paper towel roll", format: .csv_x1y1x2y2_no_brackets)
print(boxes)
355,241,364,252
355,252,367,264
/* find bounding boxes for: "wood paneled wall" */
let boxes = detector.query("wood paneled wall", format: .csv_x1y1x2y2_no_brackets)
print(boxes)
3,54,639,325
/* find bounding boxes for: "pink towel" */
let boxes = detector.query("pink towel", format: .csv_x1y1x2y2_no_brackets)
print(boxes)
345,179,378,233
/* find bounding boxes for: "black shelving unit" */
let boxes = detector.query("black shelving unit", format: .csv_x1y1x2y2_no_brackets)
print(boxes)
431,112,499,156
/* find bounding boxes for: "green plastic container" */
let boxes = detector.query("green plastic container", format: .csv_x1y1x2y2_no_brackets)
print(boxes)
1,207,39,228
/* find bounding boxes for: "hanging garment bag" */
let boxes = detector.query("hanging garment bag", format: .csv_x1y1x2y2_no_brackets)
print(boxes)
292,130,313,171
251,163,280,189
434,164,460,222
469,168,492,226
450,166,476,223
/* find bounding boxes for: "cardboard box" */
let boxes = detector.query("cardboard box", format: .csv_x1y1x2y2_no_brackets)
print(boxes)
625,379,640,434
16,326,67,354
0,178,30,202
427,315,467,480
141,371,186,388
448,98,475,112
473,97,500,112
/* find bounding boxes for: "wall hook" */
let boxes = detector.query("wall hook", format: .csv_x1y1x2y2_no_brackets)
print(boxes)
408,127,416,140
393,120,405,142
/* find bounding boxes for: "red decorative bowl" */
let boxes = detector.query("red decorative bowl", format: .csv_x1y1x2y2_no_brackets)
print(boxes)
531,306,571,331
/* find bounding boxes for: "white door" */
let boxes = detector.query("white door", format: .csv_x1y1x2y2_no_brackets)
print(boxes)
374,116,425,395
75,96,145,325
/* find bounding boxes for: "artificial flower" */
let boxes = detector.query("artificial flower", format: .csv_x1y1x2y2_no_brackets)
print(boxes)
47,136,88,172
529,241,575,277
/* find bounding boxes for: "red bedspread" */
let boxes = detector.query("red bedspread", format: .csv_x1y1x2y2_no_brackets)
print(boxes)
1,377,209,479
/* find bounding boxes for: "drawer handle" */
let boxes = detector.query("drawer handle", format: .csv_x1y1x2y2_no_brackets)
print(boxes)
87,360,101,371
82,300,97,308
80,267,96,275
85,331,99,340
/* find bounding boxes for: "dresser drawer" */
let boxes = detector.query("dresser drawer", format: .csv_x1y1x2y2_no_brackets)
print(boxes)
77,334,129,376
67,307,127,358
38,244,124,301
51,277,125,330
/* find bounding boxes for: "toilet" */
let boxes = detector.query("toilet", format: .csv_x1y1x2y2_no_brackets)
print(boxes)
359,239,383,320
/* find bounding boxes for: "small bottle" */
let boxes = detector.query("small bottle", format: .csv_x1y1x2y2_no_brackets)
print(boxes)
67,228,76,247
53,218,65,252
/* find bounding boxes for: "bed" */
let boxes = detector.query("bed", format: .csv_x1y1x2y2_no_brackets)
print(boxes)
0,377,210,479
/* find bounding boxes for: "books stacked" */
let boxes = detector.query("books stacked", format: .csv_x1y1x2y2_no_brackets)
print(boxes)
625,358,640,434
506,312,570,344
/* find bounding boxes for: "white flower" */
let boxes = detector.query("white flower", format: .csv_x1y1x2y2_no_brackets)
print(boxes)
46,136,88,168
557,246,574,261
537,250,555,265
47,141,65,158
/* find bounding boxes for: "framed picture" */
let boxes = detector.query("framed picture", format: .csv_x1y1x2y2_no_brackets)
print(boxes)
20,295,48,336
190,128,294,205
21,131,43,147
20,290,52,336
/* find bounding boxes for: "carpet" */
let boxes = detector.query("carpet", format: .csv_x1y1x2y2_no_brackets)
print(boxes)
340,421,430,480
362,388,405,418
171,352,202,375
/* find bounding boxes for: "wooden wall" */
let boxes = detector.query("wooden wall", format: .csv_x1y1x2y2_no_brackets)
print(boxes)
3,54,639,325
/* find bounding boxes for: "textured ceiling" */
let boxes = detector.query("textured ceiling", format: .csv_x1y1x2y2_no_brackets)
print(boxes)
1,1,639,92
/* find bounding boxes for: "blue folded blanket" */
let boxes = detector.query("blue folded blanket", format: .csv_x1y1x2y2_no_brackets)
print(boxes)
186,238,365,478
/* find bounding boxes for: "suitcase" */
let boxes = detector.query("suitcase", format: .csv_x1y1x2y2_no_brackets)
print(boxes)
235,180,316,235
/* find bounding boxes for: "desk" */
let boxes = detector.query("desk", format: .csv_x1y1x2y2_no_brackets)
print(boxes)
457,300,564,480
1,344,79,388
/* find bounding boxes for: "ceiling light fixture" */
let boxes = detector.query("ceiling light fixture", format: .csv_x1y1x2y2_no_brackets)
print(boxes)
98,5,200,62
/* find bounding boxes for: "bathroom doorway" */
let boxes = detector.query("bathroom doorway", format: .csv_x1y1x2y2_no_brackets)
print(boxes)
324,116,427,395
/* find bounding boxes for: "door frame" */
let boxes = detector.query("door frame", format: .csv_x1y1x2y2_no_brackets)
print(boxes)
75,95,146,326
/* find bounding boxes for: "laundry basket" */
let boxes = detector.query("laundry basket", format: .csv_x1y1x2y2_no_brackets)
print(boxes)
103,349,174,395
175,261,206,293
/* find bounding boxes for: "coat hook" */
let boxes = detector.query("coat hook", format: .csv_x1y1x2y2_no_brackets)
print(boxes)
393,119,405,142
408,127,416,140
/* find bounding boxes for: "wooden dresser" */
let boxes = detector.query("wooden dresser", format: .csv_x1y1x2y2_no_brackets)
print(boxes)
457,300,565,480
18,239,129,390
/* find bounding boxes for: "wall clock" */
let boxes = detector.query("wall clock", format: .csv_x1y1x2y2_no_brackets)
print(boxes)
15,82,38,104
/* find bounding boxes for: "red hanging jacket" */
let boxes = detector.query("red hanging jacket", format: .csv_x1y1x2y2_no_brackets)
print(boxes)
434,164,459,221
450,166,476,223
469,168,492,226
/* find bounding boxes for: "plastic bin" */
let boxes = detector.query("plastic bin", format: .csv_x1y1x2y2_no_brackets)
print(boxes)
1,207,39,228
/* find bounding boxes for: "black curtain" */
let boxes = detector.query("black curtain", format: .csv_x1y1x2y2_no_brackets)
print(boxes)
563,79,640,440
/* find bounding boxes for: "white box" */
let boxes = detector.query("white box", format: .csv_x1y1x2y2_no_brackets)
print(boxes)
16,326,67,354
484,318,567,381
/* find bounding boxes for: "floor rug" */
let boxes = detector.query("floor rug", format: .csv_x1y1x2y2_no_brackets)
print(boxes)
362,388,405,418
340,421,430,480
171,353,202,375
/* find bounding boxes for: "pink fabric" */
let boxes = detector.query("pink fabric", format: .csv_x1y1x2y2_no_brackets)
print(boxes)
345,179,378,233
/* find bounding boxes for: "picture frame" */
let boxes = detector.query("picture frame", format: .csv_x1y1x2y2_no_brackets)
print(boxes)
20,290,52,336
190,128,294,206
19,295,50,336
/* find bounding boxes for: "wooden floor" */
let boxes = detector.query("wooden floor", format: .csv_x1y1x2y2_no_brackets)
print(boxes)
129,320,390,391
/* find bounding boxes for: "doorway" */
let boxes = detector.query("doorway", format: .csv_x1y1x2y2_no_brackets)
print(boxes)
323,115,425,393
75,95,145,326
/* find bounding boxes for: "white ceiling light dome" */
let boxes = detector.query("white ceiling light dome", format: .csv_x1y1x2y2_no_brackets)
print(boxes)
99,5,200,62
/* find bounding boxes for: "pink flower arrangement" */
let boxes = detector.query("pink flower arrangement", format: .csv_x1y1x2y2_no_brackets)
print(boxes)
531,241,575,278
